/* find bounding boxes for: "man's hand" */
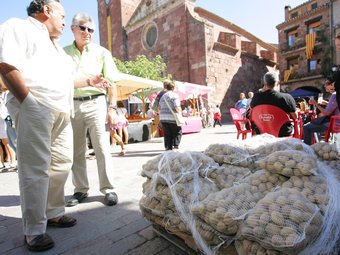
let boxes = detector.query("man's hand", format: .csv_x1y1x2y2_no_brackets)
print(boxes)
89,74,112,88
106,107,119,128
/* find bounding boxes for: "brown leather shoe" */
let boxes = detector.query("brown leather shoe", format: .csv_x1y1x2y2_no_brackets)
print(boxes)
25,234,54,252
47,215,77,228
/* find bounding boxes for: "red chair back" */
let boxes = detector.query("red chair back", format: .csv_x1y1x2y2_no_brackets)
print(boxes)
324,115,340,142
230,108,252,139
239,108,247,115
230,108,244,120
250,105,295,137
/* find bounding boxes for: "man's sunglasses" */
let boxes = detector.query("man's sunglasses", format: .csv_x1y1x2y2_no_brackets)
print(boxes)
75,25,94,34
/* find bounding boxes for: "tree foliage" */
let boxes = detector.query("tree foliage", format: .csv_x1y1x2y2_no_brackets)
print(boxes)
114,55,171,81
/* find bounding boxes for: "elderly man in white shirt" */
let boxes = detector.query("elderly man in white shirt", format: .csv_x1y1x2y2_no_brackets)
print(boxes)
0,0,75,252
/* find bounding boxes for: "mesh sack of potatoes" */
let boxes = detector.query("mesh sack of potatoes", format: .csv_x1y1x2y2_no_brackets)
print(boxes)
240,188,323,254
166,174,219,211
140,207,164,224
200,164,251,190
311,142,340,161
257,150,318,177
204,143,256,168
139,195,171,218
320,160,340,181
141,178,177,212
141,153,163,179
282,175,328,213
191,183,265,235
298,161,340,255
235,238,285,255
239,170,288,194
246,136,315,157
153,151,218,185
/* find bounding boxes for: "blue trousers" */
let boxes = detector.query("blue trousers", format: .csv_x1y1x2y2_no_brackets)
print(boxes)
303,121,328,145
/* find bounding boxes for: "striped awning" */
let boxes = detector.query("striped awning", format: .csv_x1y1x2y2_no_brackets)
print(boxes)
306,33,316,60
284,69,291,83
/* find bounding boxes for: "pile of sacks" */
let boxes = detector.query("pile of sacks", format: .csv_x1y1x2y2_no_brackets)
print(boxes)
139,135,340,255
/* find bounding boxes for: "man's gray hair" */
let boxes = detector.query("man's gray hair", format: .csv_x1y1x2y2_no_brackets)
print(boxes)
27,0,60,16
263,72,278,88
72,13,95,27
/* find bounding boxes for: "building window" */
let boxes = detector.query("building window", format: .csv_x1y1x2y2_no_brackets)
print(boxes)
311,3,317,10
287,29,298,47
142,23,158,49
307,20,320,34
287,57,299,74
308,58,321,72
291,12,298,19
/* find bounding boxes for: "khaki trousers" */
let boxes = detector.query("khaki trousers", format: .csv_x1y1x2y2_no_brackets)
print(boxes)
7,93,73,235
71,95,114,194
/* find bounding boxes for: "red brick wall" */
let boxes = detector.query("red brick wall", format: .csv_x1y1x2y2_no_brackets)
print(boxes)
241,41,259,55
98,0,141,59
127,5,192,81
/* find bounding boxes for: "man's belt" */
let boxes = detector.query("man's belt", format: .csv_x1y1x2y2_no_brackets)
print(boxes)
74,94,105,101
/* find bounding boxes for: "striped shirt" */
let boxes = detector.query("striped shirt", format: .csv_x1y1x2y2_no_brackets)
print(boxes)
159,91,181,123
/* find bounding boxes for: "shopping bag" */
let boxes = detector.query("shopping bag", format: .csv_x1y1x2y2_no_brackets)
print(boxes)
174,112,185,126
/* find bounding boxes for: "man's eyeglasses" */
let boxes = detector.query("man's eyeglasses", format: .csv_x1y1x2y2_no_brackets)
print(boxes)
75,25,94,34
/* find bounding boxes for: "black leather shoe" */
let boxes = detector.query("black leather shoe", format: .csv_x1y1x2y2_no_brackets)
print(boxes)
104,192,118,206
47,215,77,228
66,192,88,207
25,234,54,252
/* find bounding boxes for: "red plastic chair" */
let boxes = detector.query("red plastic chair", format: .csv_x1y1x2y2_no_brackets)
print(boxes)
230,108,252,140
250,105,299,138
324,115,340,142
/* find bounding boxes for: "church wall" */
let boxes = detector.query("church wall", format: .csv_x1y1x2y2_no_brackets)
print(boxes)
126,4,192,81
98,0,278,120
200,16,277,119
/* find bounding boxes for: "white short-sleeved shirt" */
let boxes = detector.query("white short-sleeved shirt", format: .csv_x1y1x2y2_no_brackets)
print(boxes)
0,17,73,113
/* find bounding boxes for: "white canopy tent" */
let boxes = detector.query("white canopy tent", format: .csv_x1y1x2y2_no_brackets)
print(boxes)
116,73,163,101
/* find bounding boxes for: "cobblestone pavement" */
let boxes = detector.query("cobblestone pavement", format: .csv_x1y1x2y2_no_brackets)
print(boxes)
0,123,238,255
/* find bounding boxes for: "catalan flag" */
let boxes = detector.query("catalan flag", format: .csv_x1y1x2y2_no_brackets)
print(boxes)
306,33,316,60
284,69,291,83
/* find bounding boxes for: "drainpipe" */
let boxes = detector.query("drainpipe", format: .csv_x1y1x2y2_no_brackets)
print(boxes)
330,0,334,64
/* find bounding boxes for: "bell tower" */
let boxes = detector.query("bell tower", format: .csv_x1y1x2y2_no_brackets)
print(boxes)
97,0,141,60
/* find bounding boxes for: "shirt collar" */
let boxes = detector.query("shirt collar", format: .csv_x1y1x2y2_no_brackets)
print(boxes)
27,16,49,35
71,41,93,52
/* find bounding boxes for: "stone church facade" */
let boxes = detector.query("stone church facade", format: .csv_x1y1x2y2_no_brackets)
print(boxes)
97,0,278,119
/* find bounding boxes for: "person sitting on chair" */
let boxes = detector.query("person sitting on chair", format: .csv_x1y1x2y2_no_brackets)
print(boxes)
250,72,297,137
303,78,339,145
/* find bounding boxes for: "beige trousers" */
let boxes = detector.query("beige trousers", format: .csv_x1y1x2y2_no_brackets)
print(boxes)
71,95,114,194
7,93,73,235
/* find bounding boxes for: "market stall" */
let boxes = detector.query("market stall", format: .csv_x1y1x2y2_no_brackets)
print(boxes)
174,81,214,134
115,73,163,142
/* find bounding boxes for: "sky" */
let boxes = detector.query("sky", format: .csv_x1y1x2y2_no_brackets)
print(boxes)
0,0,308,47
